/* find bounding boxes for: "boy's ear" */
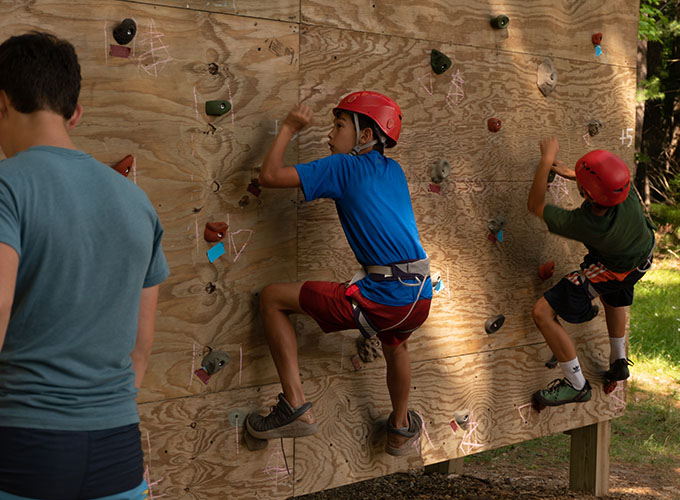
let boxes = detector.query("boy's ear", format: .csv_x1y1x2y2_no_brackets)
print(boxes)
66,104,83,130
359,126,374,145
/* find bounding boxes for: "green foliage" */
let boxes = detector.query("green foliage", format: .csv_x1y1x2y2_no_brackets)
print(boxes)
640,0,669,42
649,204,680,258
637,75,665,102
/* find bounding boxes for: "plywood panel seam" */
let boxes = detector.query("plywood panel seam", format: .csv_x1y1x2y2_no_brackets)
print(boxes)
299,22,636,71
112,0,298,23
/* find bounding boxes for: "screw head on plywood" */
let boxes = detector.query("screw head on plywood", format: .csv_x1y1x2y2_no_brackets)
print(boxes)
537,58,558,97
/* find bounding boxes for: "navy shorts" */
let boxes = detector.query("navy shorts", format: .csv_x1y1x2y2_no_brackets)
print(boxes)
0,424,144,500
544,253,652,324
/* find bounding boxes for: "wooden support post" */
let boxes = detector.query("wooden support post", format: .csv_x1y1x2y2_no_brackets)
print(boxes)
424,457,464,475
569,420,611,496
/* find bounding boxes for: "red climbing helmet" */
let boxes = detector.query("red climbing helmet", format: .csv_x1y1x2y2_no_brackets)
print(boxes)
575,150,631,207
333,91,402,148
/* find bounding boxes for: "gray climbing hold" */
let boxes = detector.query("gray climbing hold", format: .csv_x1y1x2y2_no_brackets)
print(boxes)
588,119,603,137
201,350,230,375
485,314,505,333
430,159,451,184
537,58,558,97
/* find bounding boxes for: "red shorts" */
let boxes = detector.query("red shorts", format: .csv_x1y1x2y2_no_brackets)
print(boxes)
298,281,431,347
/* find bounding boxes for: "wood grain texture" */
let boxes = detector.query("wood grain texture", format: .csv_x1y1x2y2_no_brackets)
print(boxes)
0,0,300,403
301,0,640,68
121,0,299,22
0,1,639,498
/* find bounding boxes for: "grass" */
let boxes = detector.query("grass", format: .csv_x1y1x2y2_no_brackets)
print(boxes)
467,258,680,472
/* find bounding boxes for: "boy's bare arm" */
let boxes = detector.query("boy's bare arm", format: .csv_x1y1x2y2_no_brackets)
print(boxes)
259,104,312,188
527,136,559,218
131,285,159,389
0,243,18,352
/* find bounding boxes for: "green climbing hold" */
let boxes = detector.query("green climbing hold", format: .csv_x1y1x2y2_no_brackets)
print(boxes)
205,100,231,116
430,49,452,75
490,15,510,29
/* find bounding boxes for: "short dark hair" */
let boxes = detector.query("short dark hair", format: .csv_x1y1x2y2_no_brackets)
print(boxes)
0,32,81,119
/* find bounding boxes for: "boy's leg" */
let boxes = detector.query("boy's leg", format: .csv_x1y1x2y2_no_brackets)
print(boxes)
382,341,410,428
532,297,577,362
246,282,318,439
259,282,308,408
532,297,591,405
601,300,633,380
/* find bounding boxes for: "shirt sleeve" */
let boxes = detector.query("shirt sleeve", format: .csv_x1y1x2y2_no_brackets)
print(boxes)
143,216,170,288
294,154,353,202
0,180,21,257
542,204,587,241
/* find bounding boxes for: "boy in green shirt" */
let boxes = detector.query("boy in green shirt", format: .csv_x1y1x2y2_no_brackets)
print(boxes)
527,137,654,406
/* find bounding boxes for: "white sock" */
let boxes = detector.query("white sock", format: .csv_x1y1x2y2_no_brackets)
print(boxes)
559,357,586,390
609,336,626,363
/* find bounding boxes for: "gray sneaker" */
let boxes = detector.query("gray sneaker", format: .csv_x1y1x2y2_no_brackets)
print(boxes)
385,410,422,456
245,393,318,440
533,378,592,407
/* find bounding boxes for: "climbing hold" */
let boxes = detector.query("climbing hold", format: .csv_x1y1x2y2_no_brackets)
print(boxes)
496,229,503,243
205,100,231,116
548,170,556,183
357,336,382,363
247,179,261,197
239,195,250,207
431,271,442,293
207,242,226,263
113,18,137,45
109,44,131,58
204,222,228,242
430,49,452,75
428,183,441,194
595,45,603,57
490,15,510,29
538,260,555,281
592,32,603,45
112,154,134,177
487,118,502,133
545,355,558,369
453,410,470,429
430,159,451,184
537,58,558,97
194,367,211,384
487,216,505,234
228,409,246,427
485,314,505,333
588,120,602,137
201,349,230,375
350,354,363,371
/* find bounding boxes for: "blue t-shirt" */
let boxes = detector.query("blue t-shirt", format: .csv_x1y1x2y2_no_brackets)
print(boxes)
295,150,431,306
0,146,170,431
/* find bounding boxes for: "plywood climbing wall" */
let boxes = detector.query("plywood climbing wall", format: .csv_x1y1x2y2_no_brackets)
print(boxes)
0,1,640,498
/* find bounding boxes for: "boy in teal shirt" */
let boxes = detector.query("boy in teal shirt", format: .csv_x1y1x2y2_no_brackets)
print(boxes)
527,137,654,406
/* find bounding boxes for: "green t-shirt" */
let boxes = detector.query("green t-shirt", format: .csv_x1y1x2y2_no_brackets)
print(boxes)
0,146,170,431
543,189,655,272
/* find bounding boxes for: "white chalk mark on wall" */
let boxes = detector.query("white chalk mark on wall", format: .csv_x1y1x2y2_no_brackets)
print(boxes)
445,69,465,111
137,19,173,78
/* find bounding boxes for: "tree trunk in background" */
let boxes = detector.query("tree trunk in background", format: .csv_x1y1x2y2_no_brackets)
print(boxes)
641,40,666,202
636,37,650,206
668,35,680,174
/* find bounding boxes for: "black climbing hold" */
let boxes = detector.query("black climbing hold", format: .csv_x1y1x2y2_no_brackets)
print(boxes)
490,15,510,29
545,355,558,369
430,158,451,184
113,18,137,45
201,350,230,375
548,170,556,183
485,314,505,333
205,100,231,116
430,49,452,75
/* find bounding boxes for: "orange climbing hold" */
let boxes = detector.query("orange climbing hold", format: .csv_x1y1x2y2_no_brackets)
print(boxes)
204,222,228,242
112,154,134,177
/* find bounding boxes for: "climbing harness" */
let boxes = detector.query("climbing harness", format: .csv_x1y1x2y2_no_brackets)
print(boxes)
346,257,431,339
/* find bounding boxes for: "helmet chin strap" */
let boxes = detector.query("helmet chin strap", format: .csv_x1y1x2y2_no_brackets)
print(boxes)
350,112,377,156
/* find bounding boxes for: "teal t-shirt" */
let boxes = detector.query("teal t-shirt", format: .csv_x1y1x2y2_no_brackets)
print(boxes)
0,146,170,431
543,189,655,272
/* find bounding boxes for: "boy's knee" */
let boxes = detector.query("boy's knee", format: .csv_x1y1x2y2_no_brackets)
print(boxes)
532,299,553,325
259,284,277,312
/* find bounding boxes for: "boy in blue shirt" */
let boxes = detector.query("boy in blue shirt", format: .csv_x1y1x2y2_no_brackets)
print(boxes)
527,137,654,407
246,91,431,456
0,33,169,499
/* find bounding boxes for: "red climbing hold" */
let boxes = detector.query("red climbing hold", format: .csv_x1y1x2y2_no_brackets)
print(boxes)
112,154,134,177
487,117,502,132
247,179,262,197
204,222,228,242
538,260,555,281
592,33,603,45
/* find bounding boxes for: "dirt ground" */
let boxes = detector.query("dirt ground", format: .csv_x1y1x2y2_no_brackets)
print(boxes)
295,461,680,500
